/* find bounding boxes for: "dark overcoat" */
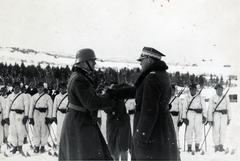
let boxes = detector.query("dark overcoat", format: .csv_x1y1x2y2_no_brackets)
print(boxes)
118,61,180,161
58,67,113,161
105,97,132,158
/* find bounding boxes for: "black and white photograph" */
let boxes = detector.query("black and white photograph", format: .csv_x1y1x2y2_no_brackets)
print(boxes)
0,0,239,161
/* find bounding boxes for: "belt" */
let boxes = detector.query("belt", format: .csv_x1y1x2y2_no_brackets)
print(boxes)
170,111,179,116
188,108,203,114
67,103,87,113
34,107,48,113
215,109,227,115
10,109,24,114
57,108,67,113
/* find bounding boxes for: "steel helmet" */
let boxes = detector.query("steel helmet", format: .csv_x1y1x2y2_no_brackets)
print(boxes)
75,48,97,64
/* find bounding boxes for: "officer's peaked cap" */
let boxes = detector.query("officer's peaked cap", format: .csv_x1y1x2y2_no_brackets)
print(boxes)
137,47,165,61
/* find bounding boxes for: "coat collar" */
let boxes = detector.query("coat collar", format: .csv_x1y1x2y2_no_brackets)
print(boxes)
135,61,168,88
75,67,94,85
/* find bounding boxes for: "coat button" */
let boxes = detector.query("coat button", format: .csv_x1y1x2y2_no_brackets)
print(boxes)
142,132,145,135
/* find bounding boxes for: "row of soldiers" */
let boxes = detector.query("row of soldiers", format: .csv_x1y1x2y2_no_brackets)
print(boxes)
0,81,68,154
169,83,232,153
0,81,232,157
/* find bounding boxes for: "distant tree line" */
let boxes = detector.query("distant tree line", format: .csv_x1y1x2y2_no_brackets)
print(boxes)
0,62,235,91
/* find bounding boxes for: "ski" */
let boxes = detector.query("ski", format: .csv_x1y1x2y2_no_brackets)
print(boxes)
48,149,58,157
26,149,51,157
3,150,26,157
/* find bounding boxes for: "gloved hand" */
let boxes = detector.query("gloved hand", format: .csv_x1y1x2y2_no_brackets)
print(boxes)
45,117,51,125
137,140,146,148
177,120,183,127
202,116,207,124
183,118,189,126
22,116,28,125
29,118,35,126
227,120,230,125
106,89,118,99
52,117,57,124
128,110,135,115
1,119,5,126
5,118,10,125
208,121,213,126
168,104,172,110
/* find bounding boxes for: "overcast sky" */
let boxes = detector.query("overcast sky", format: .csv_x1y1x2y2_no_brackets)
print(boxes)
0,0,239,67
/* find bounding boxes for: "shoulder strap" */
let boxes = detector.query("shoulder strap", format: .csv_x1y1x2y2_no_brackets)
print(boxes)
10,93,22,109
34,93,45,108
57,94,68,109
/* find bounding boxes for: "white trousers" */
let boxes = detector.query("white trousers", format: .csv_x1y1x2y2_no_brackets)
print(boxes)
32,110,49,147
56,111,66,144
0,113,3,145
171,115,179,147
186,111,203,144
212,112,228,145
9,112,25,146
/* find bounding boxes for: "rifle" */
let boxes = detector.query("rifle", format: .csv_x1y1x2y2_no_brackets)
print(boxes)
169,86,186,110
199,88,230,153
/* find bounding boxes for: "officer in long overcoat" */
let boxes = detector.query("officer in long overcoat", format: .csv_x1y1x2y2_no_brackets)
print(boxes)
108,47,180,160
58,48,115,161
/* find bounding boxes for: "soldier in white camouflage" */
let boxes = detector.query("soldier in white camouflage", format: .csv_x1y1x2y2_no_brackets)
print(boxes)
207,84,232,152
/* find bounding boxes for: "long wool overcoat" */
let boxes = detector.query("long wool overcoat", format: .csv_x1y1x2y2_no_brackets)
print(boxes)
58,67,113,161
118,61,180,161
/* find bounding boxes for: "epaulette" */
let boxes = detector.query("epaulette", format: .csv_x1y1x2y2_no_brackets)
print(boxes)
150,71,156,74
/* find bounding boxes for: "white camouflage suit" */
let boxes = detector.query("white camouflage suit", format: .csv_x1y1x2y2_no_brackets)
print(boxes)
29,92,53,147
207,94,231,146
169,96,182,148
0,95,9,142
182,93,207,145
5,92,28,147
52,92,68,144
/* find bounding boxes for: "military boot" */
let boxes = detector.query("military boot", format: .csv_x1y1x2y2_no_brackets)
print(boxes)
219,144,225,152
17,146,24,155
10,146,18,154
195,143,200,152
23,137,28,144
187,144,192,152
34,146,39,153
40,146,45,153
214,145,219,152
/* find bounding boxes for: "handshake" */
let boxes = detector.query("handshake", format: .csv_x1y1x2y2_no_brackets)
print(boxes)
103,84,119,99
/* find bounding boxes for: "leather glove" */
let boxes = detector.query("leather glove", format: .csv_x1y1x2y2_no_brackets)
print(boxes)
5,118,10,125
29,118,35,126
45,117,51,125
106,89,118,99
208,121,213,126
227,120,230,125
177,120,183,127
137,140,146,148
128,109,135,115
52,117,57,124
202,116,207,124
22,116,28,125
183,118,189,126
1,119,5,126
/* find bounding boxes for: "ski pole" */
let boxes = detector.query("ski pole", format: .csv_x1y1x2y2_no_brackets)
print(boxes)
24,125,34,149
46,124,57,149
204,124,207,152
200,126,211,151
50,124,58,142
